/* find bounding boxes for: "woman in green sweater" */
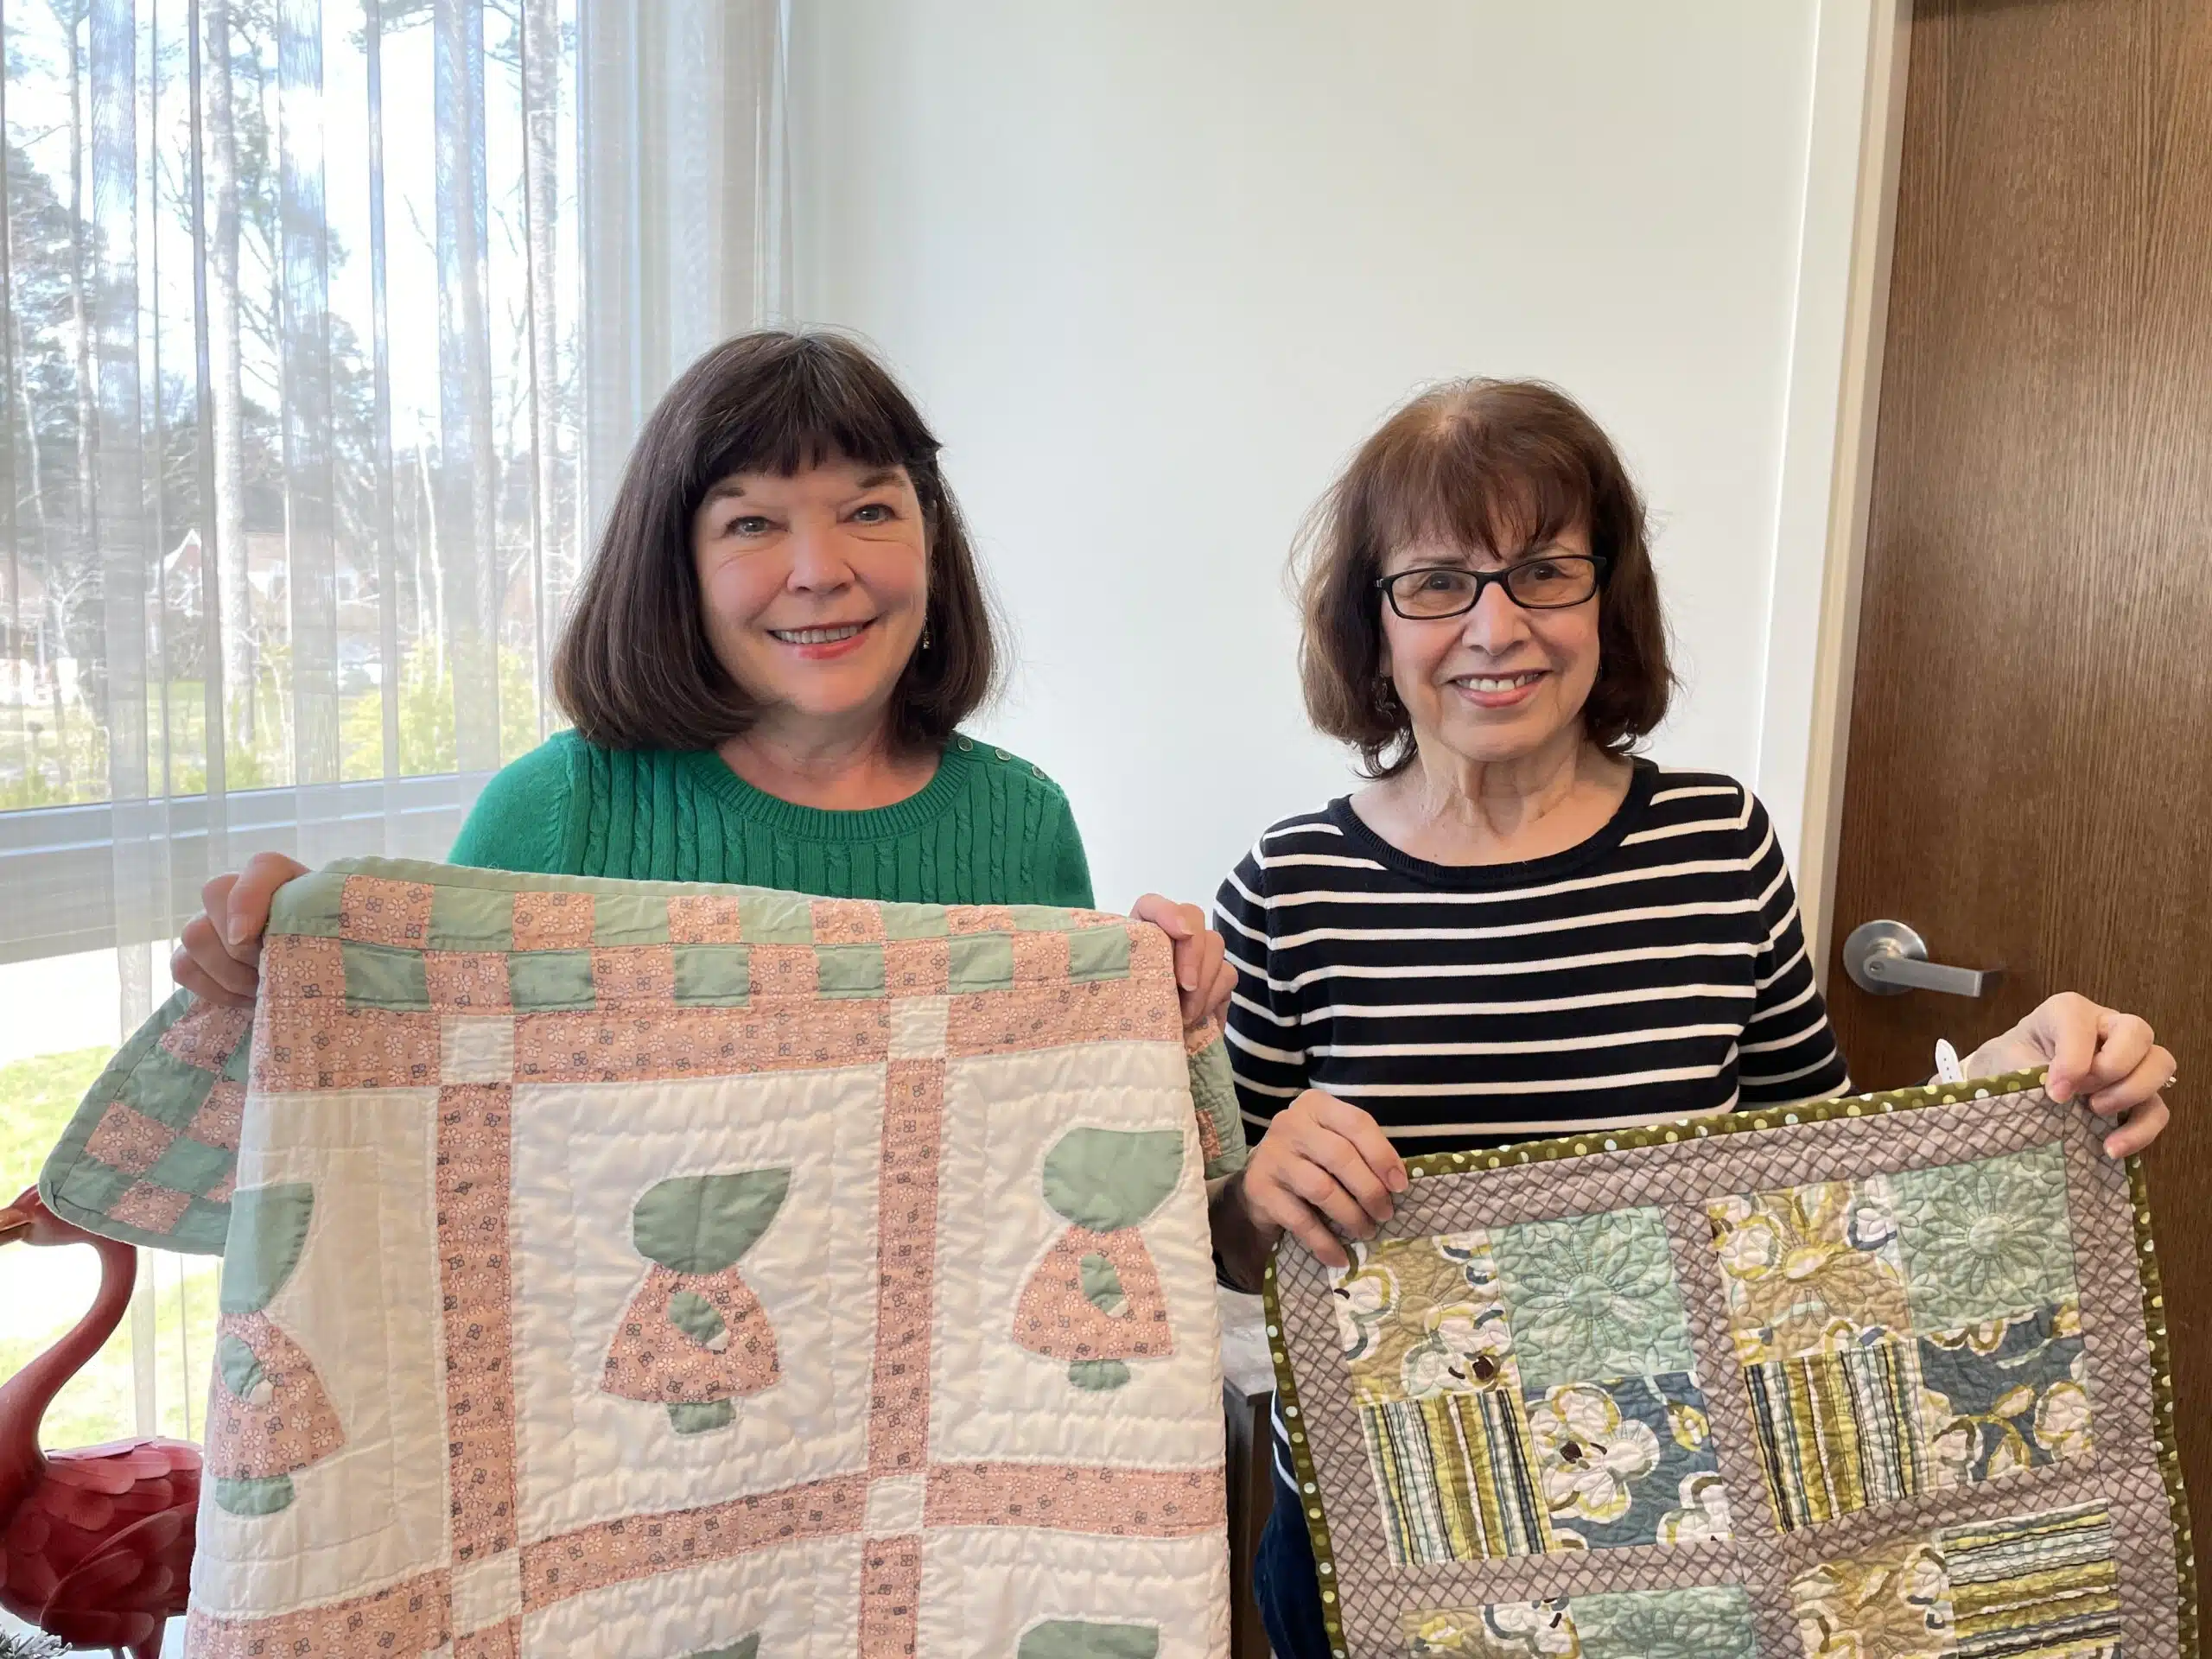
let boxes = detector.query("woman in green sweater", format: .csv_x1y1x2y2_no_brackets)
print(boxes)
168,330,1234,1022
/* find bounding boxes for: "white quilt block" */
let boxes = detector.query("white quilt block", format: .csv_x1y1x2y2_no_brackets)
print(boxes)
161,860,1243,1659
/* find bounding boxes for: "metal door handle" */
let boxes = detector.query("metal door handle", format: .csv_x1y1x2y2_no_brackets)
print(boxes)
1842,919,2002,998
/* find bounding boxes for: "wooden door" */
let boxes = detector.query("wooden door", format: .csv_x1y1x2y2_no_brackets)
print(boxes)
1827,0,2212,1497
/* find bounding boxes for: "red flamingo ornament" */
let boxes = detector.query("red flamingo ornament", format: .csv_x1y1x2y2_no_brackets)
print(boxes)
0,1186,199,1658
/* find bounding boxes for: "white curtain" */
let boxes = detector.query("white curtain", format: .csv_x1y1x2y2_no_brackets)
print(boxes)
0,0,785,1445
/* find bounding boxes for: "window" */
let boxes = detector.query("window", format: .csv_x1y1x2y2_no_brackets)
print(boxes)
1,0,784,1516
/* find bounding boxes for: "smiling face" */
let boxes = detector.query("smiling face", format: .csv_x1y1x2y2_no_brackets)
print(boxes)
691,458,930,739
1378,524,1604,770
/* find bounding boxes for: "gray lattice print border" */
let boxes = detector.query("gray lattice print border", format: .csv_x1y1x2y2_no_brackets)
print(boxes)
1262,1070,2197,1658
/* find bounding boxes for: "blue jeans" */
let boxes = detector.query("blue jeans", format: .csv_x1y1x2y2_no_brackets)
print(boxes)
1253,1454,1333,1659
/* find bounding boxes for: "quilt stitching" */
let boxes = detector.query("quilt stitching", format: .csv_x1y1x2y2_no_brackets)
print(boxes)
1266,1077,2195,1659
65,857,1244,1656
39,862,1249,1254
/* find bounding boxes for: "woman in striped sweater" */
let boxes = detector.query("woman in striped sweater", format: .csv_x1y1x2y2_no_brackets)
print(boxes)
1206,379,2177,1657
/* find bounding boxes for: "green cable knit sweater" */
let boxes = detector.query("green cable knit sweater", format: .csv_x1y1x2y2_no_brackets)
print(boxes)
445,729,1095,907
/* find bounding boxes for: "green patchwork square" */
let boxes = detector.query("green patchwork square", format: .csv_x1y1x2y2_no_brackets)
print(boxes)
593,893,671,946
1567,1586,1758,1659
739,892,815,944
509,950,598,1012
883,902,950,940
1013,906,1080,931
1891,1142,2078,1329
56,1155,137,1215
176,1195,232,1251
1066,925,1133,982
815,943,887,999
672,944,751,1007
128,1047,219,1129
947,932,1016,993
341,940,433,1011
145,1136,233,1198
1491,1205,1694,1389
221,1029,254,1082
429,883,514,950
268,867,346,938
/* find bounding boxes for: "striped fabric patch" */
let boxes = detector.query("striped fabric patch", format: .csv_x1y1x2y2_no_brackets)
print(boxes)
1942,1503,2121,1658
1746,1338,1927,1529
1792,1502,2120,1659
1361,1392,1551,1564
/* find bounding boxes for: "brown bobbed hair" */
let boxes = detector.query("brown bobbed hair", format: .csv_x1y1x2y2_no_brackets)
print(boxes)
1295,378,1675,778
554,330,998,753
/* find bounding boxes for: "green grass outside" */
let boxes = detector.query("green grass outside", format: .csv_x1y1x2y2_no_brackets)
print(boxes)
0,644,553,810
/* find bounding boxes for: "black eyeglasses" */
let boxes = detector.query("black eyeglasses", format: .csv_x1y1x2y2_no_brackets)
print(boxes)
1375,555,1609,620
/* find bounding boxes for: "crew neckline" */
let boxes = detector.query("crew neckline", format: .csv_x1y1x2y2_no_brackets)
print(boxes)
1324,757,1657,891
677,737,979,842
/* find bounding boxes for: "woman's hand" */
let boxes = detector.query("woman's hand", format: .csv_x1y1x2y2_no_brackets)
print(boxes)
1963,992,2175,1158
1234,1088,1408,1268
169,852,309,1008
1130,893,1236,1027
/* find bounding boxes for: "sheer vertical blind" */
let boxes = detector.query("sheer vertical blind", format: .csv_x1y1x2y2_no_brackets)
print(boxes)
0,0,786,1442
1,0,788,973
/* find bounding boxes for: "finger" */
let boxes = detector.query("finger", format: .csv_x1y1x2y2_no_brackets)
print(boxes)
2086,1044,2175,1117
179,916,259,997
2103,1095,2169,1160
1131,893,1194,939
2081,1012,2155,1092
1201,958,1236,1026
170,950,251,1009
2038,995,2099,1103
1290,1123,1395,1224
1310,1094,1408,1193
1257,1187,1349,1268
201,870,240,947
1183,936,1231,1024
1241,1167,1347,1267
226,853,306,950
1285,1210,1351,1269
1168,931,1204,995
1283,1156,1379,1239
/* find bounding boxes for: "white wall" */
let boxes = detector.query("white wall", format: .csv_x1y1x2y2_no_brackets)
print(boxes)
790,0,1868,913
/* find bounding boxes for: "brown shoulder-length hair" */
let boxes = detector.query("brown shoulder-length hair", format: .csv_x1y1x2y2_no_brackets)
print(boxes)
1295,378,1674,778
554,330,998,753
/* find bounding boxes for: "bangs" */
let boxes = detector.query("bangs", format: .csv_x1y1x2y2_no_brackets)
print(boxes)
1356,391,1601,562
693,334,939,493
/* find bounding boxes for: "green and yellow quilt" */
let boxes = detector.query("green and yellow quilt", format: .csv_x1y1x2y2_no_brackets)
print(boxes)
1265,1077,2194,1658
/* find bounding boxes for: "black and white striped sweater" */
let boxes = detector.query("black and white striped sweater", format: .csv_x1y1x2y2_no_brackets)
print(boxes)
1213,762,1853,1154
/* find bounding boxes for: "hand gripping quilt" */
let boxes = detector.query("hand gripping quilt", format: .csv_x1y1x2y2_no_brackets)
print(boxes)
38,858,1251,1657
1262,1074,2196,1659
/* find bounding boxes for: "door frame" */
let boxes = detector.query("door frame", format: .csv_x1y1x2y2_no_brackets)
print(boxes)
1756,0,1914,987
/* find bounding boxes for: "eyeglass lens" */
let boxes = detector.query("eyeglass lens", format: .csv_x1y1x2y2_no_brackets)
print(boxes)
1391,558,1599,617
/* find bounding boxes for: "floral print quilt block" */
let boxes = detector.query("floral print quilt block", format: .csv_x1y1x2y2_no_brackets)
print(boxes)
1334,1231,1520,1407
1719,1141,2095,1533
1402,1585,1758,1659
1916,1299,2092,1486
1340,1210,1731,1566
1707,1176,1910,1363
1524,1376,1730,1551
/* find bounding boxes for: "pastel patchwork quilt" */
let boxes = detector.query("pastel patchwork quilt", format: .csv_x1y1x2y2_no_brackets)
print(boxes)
1264,1074,2195,1659
39,858,1250,1657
